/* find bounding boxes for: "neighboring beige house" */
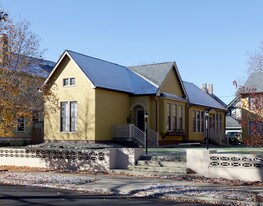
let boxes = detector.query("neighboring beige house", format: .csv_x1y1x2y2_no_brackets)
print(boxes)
43,50,227,146
0,34,55,144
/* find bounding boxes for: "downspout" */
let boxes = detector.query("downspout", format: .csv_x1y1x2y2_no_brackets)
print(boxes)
155,96,158,133
155,96,159,147
186,103,191,142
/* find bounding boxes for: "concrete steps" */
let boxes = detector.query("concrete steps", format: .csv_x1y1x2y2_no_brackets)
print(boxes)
128,154,188,174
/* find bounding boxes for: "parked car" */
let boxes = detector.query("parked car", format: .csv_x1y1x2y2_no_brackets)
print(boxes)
225,132,243,145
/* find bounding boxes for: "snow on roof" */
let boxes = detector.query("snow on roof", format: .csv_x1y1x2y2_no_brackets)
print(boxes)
67,50,158,95
183,81,227,110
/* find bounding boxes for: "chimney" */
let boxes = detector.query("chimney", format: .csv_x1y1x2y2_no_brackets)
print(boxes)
0,34,8,67
202,83,207,92
208,84,213,95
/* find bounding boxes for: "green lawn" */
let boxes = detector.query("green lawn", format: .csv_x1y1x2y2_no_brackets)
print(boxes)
146,146,263,155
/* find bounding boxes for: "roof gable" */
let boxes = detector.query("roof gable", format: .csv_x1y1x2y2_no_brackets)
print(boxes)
129,62,173,87
128,62,187,97
45,50,157,95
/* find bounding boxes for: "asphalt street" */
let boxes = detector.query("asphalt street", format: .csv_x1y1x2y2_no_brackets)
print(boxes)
0,184,207,206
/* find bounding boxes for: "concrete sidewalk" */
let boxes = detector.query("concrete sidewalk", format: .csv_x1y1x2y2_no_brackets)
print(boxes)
47,171,263,205
1,170,263,205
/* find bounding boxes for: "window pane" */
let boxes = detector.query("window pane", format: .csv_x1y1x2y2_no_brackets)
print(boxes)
166,103,171,130
173,104,177,130
70,101,77,132
193,111,196,132
61,102,69,132
17,117,25,132
201,111,204,132
197,111,200,132
178,105,183,130
70,78,75,86
63,78,69,86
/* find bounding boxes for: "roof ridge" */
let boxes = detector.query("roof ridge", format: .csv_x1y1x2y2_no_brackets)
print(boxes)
128,61,174,68
66,49,127,69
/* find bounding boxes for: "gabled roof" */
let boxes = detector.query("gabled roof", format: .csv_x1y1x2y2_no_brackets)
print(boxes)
45,50,158,95
227,95,241,109
183,81,227,110
128,62,174,87
7,53,55,78
128,62,187,97
243,72,263,93
27,59,55,78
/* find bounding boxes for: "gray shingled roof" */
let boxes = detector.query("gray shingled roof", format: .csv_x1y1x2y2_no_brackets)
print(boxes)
128,62,174,87
226,116,241,129
183,81,227,110
67,50,158,95
243,72,263,93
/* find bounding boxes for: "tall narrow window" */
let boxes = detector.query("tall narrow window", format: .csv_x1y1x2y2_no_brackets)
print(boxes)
193,110,196,132
219,114,222,131
178,105,183,130
197,111,200,132
173,104,177,130
166,103,171,130
70,101,77,132
60,101,77,132
61,102,69,132
201,111,204,132
17,117,25,132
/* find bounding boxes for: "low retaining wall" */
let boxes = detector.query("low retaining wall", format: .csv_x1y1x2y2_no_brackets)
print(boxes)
0,147,144,172
187,149,263,181
0,137,31,146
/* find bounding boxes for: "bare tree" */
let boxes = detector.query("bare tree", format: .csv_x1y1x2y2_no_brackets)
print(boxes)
247,42,263,73
0,11,58,137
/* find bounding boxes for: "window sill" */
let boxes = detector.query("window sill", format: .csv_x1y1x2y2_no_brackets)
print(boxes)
166,131,186,136
60,132,77,134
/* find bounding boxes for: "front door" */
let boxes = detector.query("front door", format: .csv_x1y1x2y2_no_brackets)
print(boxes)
136,110,145,131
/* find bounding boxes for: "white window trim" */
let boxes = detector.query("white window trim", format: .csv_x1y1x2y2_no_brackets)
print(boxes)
60,101,78,133
193,110,204,133
166,102,185,132
63,77,76,87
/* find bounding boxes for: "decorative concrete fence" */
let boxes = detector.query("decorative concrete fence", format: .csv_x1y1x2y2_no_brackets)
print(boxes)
0,147,144,172
187,149,263,181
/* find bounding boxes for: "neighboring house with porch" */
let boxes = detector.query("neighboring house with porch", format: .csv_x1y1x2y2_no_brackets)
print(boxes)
43,50,227,146
239,72,263,142
226,95,242,134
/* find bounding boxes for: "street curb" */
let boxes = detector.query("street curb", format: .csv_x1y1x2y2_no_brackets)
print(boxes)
163,194,263,206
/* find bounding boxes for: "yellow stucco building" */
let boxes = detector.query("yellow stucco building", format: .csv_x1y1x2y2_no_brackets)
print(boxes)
44,50,227,146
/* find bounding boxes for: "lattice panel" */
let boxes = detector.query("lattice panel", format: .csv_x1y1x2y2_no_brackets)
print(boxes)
0,149,105,161
210,155,263,168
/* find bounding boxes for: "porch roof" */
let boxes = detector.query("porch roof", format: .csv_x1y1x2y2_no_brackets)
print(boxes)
160,92,187,102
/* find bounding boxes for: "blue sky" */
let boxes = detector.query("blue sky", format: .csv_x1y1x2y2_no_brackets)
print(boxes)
1,0,263,104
